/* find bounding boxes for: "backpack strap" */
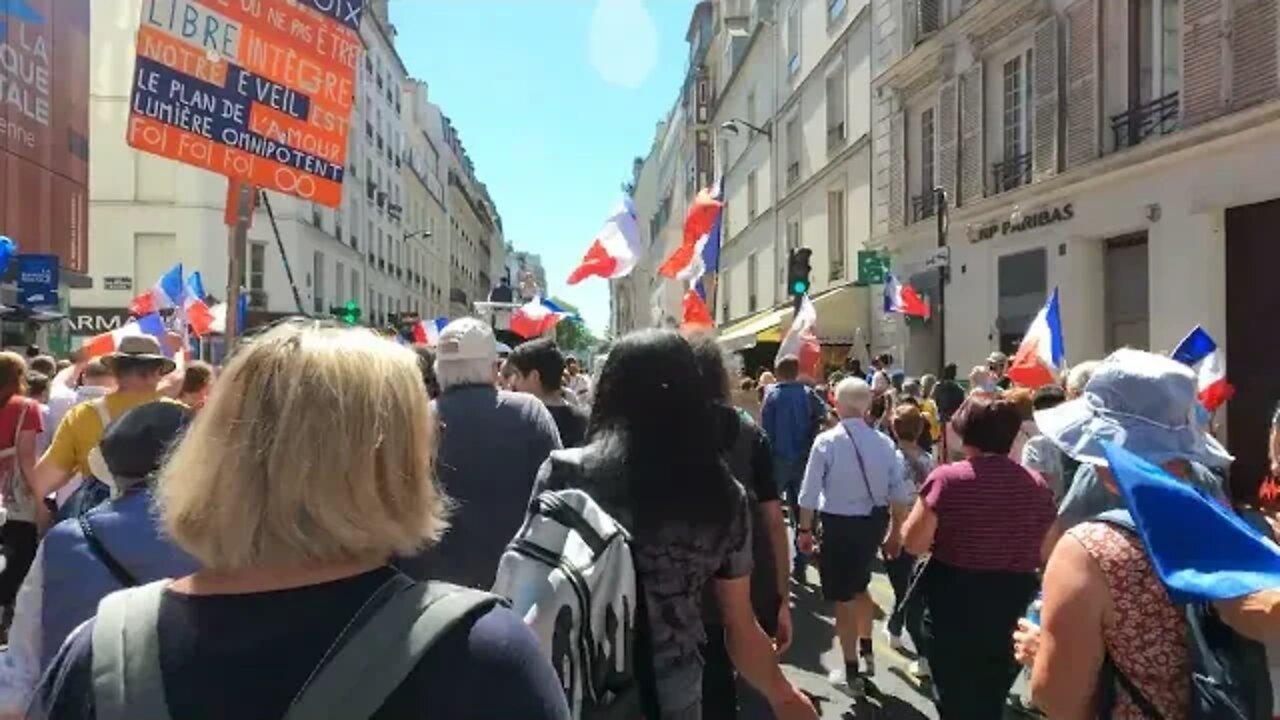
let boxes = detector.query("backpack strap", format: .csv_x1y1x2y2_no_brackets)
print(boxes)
91,398,112,429
1101,652,1165,720
281,578,500,720
79,515,139,588
90,580,173,720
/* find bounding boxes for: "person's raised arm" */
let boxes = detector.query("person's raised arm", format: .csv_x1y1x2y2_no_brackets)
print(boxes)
1215,589,1280,643
1028,533,1108,718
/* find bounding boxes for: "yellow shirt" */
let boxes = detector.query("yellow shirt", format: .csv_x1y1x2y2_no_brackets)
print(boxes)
42,391,179,476
921,398,942,442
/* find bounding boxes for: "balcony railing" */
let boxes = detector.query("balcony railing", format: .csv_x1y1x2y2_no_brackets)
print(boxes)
1110,91,1180,153
911,191,937,224
991,152,1032,194
786,162,800,188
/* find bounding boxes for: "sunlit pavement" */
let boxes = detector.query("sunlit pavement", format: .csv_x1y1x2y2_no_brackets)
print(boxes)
764,538,1039,719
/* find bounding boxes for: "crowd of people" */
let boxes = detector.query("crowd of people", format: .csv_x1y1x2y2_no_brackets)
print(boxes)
0,320,1264,719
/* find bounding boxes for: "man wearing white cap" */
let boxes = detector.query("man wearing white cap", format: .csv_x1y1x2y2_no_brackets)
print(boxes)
396,318,562,590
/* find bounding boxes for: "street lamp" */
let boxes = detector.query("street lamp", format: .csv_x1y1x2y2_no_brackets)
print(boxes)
720,118,772,139
403,230,432,241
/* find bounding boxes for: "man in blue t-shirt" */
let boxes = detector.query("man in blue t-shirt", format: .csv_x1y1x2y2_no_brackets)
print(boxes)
761,356,827,575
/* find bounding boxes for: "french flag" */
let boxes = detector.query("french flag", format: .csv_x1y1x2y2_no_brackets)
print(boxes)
774,295,821,377
1171,326,1235,412
412,317,448,346
883,273,931,319
659,182,723,280
1006,288,1066,389
81,313,169,359
206,294,248,336
567,198,643,285
510,297,570,339
129,264,185,317
183,272,217,337
681,290,713,330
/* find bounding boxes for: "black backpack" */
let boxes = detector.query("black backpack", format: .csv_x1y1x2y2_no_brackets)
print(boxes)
1095,512,1273,720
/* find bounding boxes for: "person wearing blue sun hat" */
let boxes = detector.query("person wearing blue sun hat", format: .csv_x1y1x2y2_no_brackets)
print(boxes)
1033,348,1234,560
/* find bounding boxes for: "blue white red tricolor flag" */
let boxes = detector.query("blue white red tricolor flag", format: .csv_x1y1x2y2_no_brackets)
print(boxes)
129,264,185,317
510,297,571,339
81,313,169,359
567,198,642,285
183,272,217,337
660,182,723,282
882,273,930,319
1006,288,1066,389
1171,325,1235,411
412,317,448,346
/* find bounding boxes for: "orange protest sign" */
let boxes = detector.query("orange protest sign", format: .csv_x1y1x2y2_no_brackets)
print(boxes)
125,0,364,208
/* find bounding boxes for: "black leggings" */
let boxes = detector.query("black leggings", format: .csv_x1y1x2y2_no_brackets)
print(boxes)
923,560,1038,720
0,520,38,606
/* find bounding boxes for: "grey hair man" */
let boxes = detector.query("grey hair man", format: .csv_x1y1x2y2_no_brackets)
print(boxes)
795,377,914,699
399,318,563,589
1064,360,1101,400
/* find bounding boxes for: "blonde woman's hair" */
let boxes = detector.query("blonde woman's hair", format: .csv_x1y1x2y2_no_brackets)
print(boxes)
157,322,448,571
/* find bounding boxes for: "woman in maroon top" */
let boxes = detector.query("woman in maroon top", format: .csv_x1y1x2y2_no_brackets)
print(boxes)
901,393,1056,719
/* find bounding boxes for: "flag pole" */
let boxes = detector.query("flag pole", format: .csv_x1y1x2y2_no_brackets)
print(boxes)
225,181,254,347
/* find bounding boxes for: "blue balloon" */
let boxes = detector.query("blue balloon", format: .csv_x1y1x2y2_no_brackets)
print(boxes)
0,236,16,271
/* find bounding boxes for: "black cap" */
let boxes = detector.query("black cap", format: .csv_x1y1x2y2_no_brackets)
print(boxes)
100,401,192,481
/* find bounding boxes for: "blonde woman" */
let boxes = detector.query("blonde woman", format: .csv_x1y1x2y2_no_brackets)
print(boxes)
29,322,569,720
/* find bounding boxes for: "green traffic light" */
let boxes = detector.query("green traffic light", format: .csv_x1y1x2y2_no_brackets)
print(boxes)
791,280,809,295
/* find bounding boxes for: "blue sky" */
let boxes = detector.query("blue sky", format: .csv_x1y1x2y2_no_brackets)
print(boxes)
390,0,696,334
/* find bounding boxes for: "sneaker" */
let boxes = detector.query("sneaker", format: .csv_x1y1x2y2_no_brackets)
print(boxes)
910,658,931,678
882,627,905,652
859,651,876,678
827,668,867,700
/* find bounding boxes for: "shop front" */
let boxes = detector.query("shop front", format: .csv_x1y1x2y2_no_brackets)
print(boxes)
716,284,871,379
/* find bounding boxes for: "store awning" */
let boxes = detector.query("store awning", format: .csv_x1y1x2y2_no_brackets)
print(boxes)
715,283,871,352
717,306,790,352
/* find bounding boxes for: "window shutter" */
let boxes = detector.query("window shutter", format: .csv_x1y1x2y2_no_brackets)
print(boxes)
903,0,919,50
959,62,985,205
1064,0,1099,169
937,79,959,205
1183,0,1228,127
1032,15,1062,179
1230,0,1279,112
889,110,906,231
919,0,941,35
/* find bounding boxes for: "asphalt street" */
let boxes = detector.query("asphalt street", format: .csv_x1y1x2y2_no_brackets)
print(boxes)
767,561,1041,720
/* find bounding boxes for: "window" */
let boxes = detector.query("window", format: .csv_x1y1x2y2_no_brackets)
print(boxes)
786,3,801,76
351,269,359,304
746,89,757,127
828,189,846,280
335,261,345,305
785,116,802,187
1104,233,1150,351
747,252,759,312
313,251,325,314
1002,55,1028,162
1132,0,1182,105
825,64,847,151
747,170,759,220
828,0,847,25
920,107,936,197
249,243,266,292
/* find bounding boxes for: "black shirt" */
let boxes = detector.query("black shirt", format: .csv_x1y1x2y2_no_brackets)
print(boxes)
28,568,569,720
546,403,588,448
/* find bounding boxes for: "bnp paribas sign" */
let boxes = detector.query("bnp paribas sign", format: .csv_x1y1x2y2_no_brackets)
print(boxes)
974,203,1075,243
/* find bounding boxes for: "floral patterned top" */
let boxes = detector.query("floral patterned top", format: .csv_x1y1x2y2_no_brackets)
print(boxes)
1069,521,1191,720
